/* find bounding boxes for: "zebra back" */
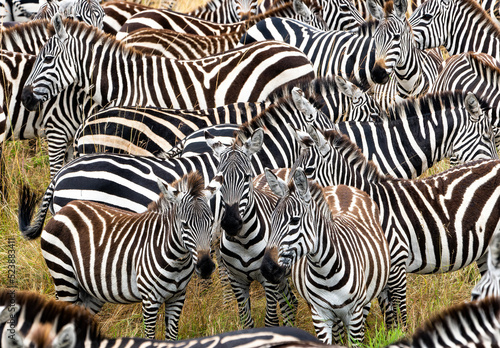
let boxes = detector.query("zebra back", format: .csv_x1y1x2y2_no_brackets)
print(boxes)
102,1,153,35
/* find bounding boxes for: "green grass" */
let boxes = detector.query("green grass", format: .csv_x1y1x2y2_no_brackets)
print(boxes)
0,139,481,346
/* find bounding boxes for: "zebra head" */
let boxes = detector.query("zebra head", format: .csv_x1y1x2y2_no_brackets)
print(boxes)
206,128,264,238
319,0,365,30
22,14,77,112
408,0,450,50
158,173,221,279
451,93,499,164
471,233,500,301
334,76,385,121
262,168,315,284
369,0,409,84
72,0,105,30
234,0,258,20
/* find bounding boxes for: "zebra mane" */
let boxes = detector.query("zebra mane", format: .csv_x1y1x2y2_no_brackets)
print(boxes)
386,91,490,120
321,129,389,182
0,289,103,340
402,296,500,346
0,19,52,44
149,171,206,212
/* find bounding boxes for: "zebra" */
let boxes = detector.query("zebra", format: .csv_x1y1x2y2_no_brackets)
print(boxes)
428,52,500,138
0,20,53,54
292,123,500,326
187,0,259,22
61,0,105,30
31,0,59,20
73,77,382,159
206,128,298,329
0,48,97,177
20,171,221,340
21,15,315,112
263,168,390,344
240,16,386,90
409,0,500,61
367,0,443,110
471,232,500,301
336,92,498,179
101,1,152,36
115,1,329,41
0,290,322,348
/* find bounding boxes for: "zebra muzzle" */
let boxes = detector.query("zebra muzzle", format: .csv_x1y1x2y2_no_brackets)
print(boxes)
195,251,215,279
261,248,287,285
221,203,243,237
21,85,42,112
371,60,390,85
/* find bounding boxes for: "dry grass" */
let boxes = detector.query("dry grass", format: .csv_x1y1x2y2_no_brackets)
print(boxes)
0,0,482,345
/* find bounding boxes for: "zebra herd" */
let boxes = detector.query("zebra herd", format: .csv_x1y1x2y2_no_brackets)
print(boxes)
3,0,500,346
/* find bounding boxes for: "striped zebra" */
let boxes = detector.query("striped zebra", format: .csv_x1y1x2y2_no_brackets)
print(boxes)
21,172,221,340
240,16,386,90
187,0,259,22
471,232,500,301
73,77,382,158
429,52,500,136
409,0,500,60
0,49,97,177
207,129,298,329
336,92,498,179
21,15,315,112
31,0,59,20
293,124,500,326
263,168,390,344
367,0,443,109
61,0,105,30
0,290,322,348
102,1,152,36
0,20,53,54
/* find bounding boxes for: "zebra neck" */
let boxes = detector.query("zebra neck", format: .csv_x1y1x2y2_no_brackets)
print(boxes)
394,47,426,98
446,3,500,57
305,210,341,270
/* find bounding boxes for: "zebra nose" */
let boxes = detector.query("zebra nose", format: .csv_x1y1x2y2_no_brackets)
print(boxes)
221,203,242,237
261,248,286,284
21,85,40,111
195,251,215,279
371,61,390,85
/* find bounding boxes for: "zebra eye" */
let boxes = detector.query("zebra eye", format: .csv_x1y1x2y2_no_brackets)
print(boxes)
393,34,401,41
423,13,433,20
44,55,54,63
244,173,252,181
290,216,300,225
182,221,190,229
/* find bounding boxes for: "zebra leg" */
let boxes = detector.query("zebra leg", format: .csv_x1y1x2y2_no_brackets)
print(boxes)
164,292,187,341
78,291,105,314
310,309,339,344
141,298,162,339
229,279,254,328
377,287,394,328
277,279,298,326
346,306,367,346
46,130,71,178
387,265,408,328
263,283,280,327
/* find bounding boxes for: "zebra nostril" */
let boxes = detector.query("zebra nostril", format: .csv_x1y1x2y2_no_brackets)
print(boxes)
21,85,39,111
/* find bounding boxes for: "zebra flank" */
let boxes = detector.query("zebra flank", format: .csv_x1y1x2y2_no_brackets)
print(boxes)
263,168,390,345
22,15,314,111
409,0,500,59
22,172,219,340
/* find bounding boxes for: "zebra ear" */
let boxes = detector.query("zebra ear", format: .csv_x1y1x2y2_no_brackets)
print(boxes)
243,128,264,157
293,0,312,21
3,326,23,348
394,0,408,18
367,0,385,20
293,168,311,203
265,168,287,198
52,323,77,348
306,124,330,156
290,124,315,149
52,13,68,42
205,131,227,159
465,92,483,123
204,174,223,200
157,178,180,203
0,304,19,324
335,76,360,98
292,87,318,121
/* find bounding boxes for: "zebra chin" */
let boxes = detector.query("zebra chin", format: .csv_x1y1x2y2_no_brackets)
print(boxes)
194,251,216,279
261,248,287,285
21,85,44,111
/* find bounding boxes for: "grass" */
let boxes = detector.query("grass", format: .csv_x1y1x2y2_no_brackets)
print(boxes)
0,137,481,346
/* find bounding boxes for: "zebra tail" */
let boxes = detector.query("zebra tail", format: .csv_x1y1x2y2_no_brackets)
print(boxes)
18,183,52,240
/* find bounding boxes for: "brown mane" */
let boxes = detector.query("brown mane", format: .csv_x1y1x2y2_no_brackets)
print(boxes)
0,289,103,341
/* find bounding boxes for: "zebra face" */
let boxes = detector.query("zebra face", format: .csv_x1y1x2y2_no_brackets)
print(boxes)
321,0,365,31
335,76,384,121
234,0,258,21
409,0,449,50
22,19,77,112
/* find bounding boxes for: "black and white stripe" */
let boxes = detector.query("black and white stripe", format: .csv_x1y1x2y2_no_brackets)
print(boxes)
187,0,259,23
20,172,220,340
21,15,314,112
102,1,152,36
471,232,500,301
263,168,390,344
